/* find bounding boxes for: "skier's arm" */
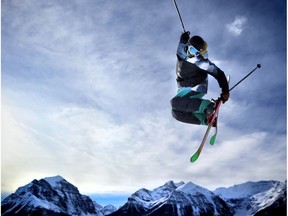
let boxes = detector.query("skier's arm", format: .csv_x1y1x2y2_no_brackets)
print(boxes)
206,63,229,93
176,42,187,60
214,67,229,93
176,32,190,60
216,67,230,102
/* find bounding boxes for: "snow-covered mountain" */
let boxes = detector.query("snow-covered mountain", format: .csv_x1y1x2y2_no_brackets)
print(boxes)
2,176,286,216
1,175,116,216
109,180,233,216
110,180,286,216
214,180,287,216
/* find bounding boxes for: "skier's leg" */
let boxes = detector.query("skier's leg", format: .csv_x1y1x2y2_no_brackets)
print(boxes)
171,89,214,125
170,90,203,113
171,110,202,124
170,90,213,113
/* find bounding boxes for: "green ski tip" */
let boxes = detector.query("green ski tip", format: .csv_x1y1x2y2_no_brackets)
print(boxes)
210,135,217,145
190,152,199,163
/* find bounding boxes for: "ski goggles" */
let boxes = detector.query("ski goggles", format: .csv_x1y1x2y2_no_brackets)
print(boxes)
188,45,201,56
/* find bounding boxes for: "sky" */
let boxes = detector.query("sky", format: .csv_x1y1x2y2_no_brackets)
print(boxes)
1,0,287,207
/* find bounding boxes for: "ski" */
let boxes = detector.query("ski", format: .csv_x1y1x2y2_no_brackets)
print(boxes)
190,100,222,163
190,76,230,162
209,108,218,145
210,76,230,145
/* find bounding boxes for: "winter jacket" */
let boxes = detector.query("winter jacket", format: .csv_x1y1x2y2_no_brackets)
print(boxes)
176,38,229,94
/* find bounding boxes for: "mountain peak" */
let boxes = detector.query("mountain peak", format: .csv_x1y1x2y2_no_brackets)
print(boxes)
164,180,185,188
43,175,66,188
1,176,105,216
176,181,197,192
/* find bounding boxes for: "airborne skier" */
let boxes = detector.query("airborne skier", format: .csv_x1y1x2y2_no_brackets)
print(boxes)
170,0,261,162
170,31,230,126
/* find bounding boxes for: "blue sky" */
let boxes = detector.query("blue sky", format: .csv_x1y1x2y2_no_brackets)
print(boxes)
2,0,286,207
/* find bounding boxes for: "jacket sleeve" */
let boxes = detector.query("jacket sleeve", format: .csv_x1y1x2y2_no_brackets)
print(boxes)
176,36,189,61
216,67,229,93
204,61,229,93
210,66,229,93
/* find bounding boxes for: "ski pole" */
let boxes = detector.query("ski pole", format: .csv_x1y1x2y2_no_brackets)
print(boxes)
229,64,261,92
172,0,186,32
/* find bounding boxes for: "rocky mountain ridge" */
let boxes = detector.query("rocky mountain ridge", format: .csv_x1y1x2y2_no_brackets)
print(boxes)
1,176,286,216
1,175,116,216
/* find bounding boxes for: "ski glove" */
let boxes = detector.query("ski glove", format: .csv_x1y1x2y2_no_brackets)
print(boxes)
180,31,190,42
221,92,230,103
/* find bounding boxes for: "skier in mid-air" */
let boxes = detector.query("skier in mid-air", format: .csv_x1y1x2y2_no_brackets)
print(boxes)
171,31,230,126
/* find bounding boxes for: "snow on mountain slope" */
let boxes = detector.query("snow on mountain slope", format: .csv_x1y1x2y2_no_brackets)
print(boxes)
176,181,215,203
214,180,287,216
132,180,183,206
214,180,278,199
251,181,286,215
44,175,65,188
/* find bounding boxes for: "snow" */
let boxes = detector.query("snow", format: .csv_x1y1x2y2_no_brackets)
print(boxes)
176,181,198,193
213,180,286,216
44,175,65,188
29,195,62,212
214,181,277,199
250,181,286,213
3,190,62,214
176,182,215,204
176,181,211,195
174,181,185,188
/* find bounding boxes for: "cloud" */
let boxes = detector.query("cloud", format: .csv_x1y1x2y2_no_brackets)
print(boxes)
226,16,248,36
1,98,189,193
2,0,286,196
186,130,286,190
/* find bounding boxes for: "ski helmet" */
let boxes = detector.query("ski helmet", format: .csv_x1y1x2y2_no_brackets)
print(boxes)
188,35,208,54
